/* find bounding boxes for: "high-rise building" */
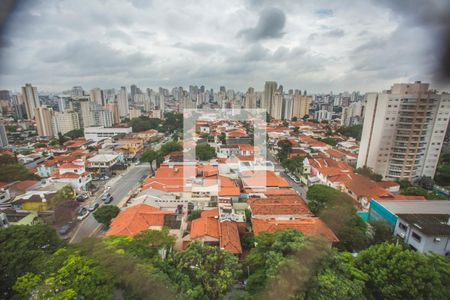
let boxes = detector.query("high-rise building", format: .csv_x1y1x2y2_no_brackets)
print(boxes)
53,110,80,135
271,92,284,120
21,84,40,119
69,97,91,128
341,101,364,126
90,103,113,127
89,88,104,106
105,103,120,125
0,125,8,148
245,87,257,109
283,95,293,120
292,95,310,119
71,86,84,97
35,106,54,137
117,86,129,118
263,81,277,113
129,108,142,120
357,82,450,181
130,84,137,103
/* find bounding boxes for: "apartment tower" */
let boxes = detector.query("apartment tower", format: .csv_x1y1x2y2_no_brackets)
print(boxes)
357,82,450,181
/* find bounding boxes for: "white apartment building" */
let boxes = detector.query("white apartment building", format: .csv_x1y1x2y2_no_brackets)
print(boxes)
117,86,129,117
53,111,80,135
84,126,132,142
357,82,450,181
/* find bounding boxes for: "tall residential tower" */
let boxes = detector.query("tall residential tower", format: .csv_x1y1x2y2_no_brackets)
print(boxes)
357,82,450,181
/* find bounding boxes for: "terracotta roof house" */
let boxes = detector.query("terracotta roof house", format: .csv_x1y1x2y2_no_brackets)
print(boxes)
252,218,339,243
106,204,177,237
184,207,243,255
247,195,312,219
240,170,290,192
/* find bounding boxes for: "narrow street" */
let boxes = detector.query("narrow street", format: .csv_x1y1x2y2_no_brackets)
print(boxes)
69,164,151,243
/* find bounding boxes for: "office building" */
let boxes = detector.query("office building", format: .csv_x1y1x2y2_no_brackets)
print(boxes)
292,95,310,119
35,106,54,137
53,110,80,135
21,84,40,119
0,125,8,147
84,126,132,142
89,88,105,106
314,109,332,122
117,86,129,118
357,82,450,181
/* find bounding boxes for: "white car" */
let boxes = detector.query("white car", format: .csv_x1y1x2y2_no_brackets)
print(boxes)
77,208,90,221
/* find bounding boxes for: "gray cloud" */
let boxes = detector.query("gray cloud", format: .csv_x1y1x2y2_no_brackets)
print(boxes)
238,7,286,41
0,0,448,93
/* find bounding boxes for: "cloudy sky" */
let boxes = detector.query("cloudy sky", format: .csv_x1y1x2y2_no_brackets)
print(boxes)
0,0,449,93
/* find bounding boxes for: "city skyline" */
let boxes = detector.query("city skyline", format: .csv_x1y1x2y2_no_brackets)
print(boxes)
1,0,449,92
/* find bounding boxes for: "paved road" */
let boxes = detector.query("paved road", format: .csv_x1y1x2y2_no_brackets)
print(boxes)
267,149,308,200
69,164,151,243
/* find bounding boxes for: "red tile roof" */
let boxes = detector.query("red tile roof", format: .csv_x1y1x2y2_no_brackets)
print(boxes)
106,204,175,237
190,216,220,239
219,221,242,254
11,180,39,190
247,196,311,217
252,218,339,243
219,176,240,197
241,170,290,188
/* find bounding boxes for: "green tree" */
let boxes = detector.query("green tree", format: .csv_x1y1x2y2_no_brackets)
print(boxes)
0,224,62,298
0,163,40,182
282,156,304,175
0,154,17,165
368,220,393,245
93,205,120,226
195,144,216,161
219,132,226,144
64,128,84,139
307,185,369,251
130,116,162,132
306,251,367,300
355,243,450,300
245,229,329,298
166,242,241,299
14,248,113,300
160,140,183,156
320,137,337,146
140,149,160,174
277,139,292,162
356,166,383,181
49,138,60,146
188,209,202,221
337,125,363,141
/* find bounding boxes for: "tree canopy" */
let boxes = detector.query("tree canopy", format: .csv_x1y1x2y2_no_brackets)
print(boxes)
337,124,363,140
0,224,63,298
356,166,383,182
130,116,162,132
93,205,120,226
165,242,241,299
0,154,40,182
195,144,216,161
64,128,84,139
355,243,450,300
306,184,370,251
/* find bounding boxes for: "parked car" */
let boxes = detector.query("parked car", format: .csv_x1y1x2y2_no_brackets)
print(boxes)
77,208,90,221
88,202,99,212
58,222,74,237
76,193,89,202
102,192,114,204
104,196,114,204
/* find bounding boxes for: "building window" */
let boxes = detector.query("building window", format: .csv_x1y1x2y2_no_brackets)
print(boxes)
411,232,422,243
399,222,407,231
